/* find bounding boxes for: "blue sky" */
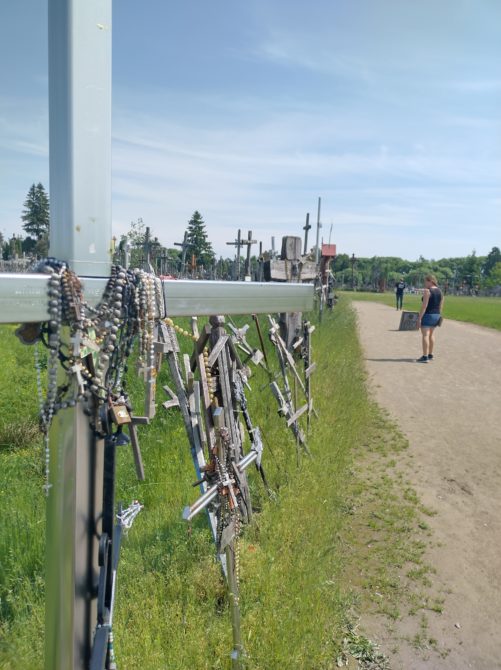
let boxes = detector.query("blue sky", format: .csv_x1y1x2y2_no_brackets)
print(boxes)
1,0,500,260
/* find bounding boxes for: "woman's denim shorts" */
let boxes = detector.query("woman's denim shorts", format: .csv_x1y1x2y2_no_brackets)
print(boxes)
421,313,441,328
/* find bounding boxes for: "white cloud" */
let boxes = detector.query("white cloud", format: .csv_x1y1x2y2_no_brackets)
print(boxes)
450,79,501,93
108,94,501,259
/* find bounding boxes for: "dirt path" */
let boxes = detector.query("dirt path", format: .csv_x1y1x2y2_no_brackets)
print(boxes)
353,301,501,670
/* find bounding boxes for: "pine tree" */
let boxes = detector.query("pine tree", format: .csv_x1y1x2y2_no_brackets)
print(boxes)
483,246,501,279
21,182,50,239
185,211,215,268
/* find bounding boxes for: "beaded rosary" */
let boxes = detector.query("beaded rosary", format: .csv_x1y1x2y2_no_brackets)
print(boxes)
16,258,163,494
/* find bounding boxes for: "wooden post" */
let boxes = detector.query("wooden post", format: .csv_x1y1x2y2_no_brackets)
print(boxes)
226,229,243,280
315,197,322,266
243,230,257,280
303,212,311,255
279,236,303,350
174,231,189,277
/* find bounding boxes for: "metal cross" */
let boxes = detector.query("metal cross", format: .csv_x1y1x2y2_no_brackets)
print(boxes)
0,3,313,670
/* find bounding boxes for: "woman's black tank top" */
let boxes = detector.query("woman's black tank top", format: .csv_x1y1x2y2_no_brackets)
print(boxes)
424,287,442,314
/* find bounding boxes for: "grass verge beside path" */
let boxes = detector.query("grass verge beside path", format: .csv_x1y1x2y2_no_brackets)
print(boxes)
0,300,438,668
344,291,501,331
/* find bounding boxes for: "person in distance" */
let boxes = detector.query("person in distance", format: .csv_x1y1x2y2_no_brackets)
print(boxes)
416,274,444,363
395,276,406,310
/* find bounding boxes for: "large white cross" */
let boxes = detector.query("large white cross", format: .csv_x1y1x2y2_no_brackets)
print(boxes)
0,2,312,670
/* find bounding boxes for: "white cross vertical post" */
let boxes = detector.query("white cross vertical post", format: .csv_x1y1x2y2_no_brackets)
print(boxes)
46,1,111,669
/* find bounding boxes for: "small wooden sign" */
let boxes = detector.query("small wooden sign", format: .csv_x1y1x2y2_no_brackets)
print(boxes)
399,311,419,331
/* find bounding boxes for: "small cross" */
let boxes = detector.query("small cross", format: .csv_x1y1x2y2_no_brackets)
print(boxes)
70,331,82,357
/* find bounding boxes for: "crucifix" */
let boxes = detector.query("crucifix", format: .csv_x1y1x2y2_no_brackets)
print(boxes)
0,3,313,669
303,212,311,255
243,230,257,280
174,231,189,277
226,228,243,280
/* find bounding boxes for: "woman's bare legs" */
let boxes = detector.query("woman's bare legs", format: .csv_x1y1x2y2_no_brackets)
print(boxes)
428,327,436,355
421,327,431,356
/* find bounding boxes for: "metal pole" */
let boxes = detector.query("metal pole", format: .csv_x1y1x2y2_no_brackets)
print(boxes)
47,1,111,668
315,197,322,265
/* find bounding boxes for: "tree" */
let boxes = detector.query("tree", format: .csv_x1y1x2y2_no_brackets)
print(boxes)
126,217,146,247
331,253,351,273
482,247,501,279
34,234,49,258
185,211,215,268
4,234,23,260
461,250,481,290
485,261,501,288
21,183,50,239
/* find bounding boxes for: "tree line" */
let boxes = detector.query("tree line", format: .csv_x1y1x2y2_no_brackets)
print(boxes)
332,249,501,293
5,183,501,291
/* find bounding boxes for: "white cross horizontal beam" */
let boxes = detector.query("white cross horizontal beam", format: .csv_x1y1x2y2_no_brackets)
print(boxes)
0,275,313,323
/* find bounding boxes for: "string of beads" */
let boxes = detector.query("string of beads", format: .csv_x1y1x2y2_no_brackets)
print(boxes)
25,259,164,494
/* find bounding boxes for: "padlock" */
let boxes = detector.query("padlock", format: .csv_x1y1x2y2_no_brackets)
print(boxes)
110,403,132,425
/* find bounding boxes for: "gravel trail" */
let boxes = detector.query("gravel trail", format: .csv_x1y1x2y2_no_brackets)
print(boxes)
353,301,501,670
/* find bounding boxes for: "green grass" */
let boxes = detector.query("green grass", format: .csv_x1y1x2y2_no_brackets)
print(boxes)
343,291,501,330
0,302,438,669
0,327,45,669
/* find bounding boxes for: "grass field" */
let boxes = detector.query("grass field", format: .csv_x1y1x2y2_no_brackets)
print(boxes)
343,291,501,331
0,301,436,669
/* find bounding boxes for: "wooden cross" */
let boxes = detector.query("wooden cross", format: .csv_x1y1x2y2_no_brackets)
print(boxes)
226,228,244,280
303,212,311,255
0,3,312,670
243,230,257,279
315,196,322,265
174,231,189,277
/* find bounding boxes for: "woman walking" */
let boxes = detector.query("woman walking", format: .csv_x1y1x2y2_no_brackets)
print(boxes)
417,274,444,363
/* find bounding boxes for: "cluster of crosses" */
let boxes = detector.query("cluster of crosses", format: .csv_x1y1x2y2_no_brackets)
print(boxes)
0,3,312,669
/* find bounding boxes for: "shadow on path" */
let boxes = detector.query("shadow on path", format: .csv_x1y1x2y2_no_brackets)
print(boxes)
366,357,416,363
